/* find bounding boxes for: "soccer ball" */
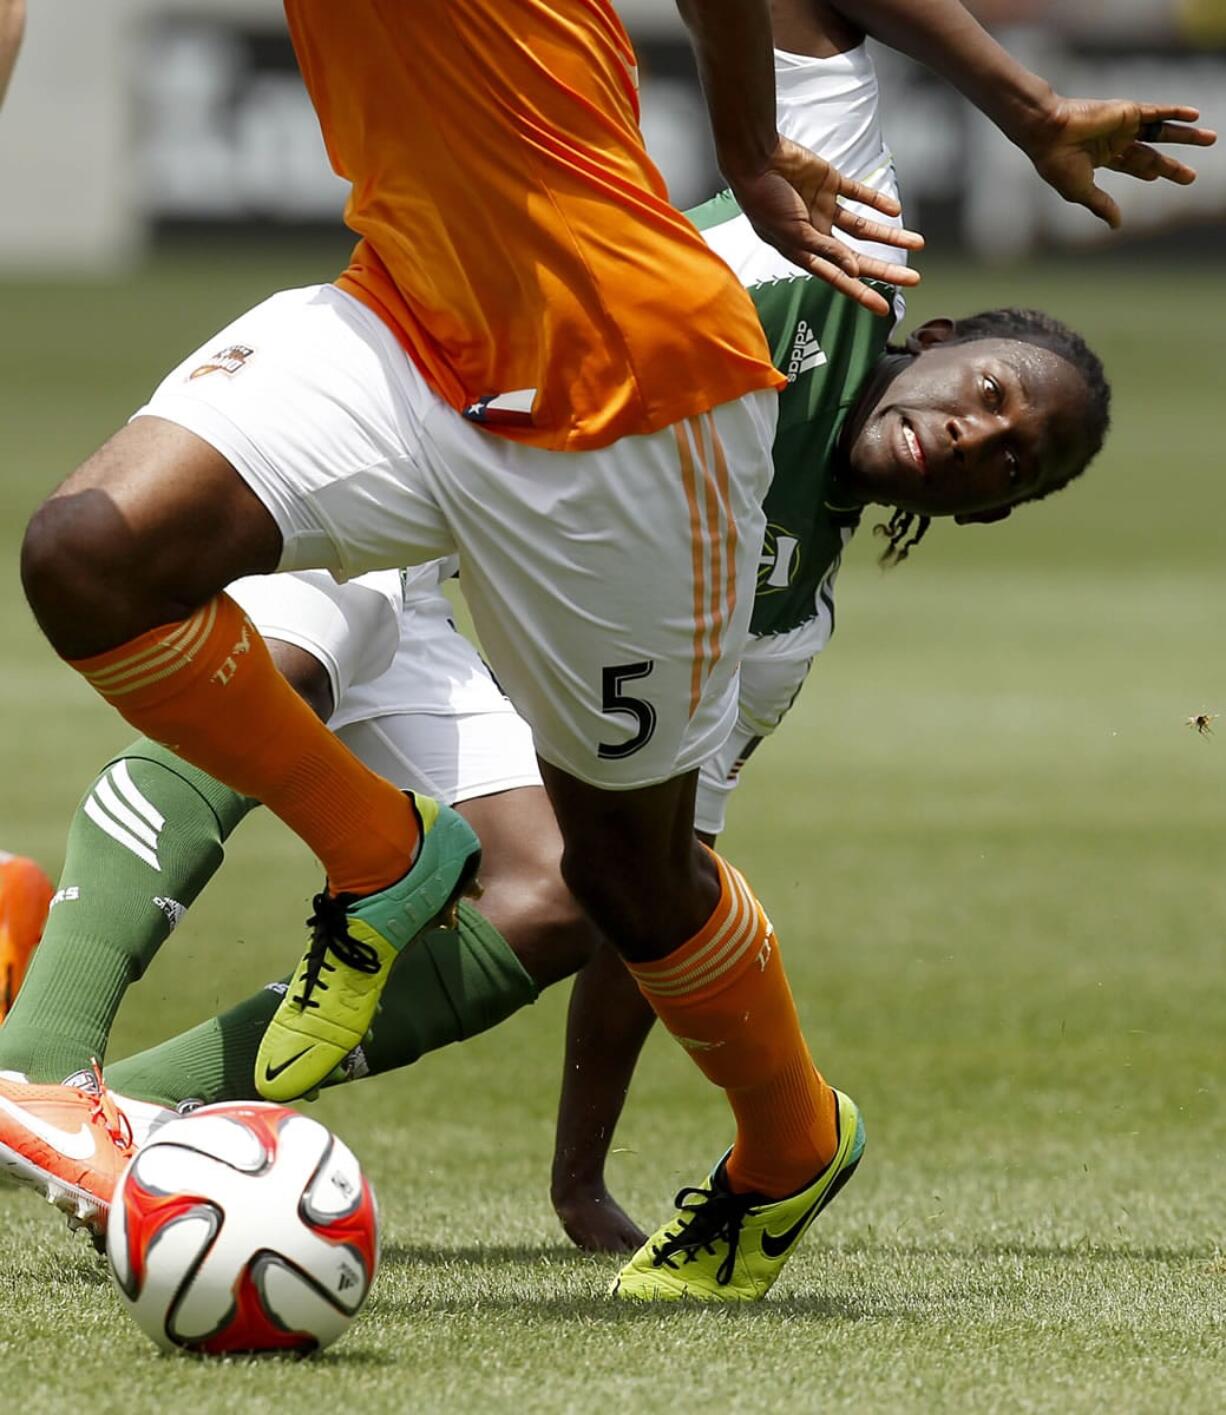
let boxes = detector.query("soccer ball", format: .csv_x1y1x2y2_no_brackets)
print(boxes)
105,1102,379,1355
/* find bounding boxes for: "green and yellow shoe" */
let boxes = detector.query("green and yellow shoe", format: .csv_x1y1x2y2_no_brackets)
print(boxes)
255,794,481,1102
612,1089,864,1301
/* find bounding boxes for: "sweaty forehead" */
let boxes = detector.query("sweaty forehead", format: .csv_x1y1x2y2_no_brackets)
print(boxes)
985,337,1088,406
988,337,1094,483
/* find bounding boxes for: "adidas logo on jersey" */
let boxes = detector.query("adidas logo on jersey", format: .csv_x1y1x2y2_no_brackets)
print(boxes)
82,762,165,872
787,320,827,382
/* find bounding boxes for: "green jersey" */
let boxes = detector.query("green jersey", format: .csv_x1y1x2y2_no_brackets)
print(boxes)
688,190,895,639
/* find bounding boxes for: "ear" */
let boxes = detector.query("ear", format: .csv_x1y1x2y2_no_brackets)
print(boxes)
954,506,1013,526
904,317,957,356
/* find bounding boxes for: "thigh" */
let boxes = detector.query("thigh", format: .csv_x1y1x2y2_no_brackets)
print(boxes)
424,389,778,789
133,284,456,579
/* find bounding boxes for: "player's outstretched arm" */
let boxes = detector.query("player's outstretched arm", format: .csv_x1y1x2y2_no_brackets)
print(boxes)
676,0,923,316
1008,97,1216,231
0,0,25,109
550,943,656,1254
828,0,1216,228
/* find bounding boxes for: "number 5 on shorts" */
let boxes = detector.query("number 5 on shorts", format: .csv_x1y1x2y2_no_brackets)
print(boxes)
598,661,657,760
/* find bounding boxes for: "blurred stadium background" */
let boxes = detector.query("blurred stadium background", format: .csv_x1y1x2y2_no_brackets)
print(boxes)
1,3,1225,1408
4,0,1226,267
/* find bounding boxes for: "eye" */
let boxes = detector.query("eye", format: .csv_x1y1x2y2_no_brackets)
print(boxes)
982,375,1004,409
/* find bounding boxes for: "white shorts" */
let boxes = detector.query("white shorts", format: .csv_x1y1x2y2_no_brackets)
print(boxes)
225,562,814,830
231,566,540,807
134,284,777,789
227,569,405,711
693,627,827,838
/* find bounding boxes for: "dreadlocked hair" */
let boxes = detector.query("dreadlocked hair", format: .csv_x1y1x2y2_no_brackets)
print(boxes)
875,306,1111,566
874,509,931,567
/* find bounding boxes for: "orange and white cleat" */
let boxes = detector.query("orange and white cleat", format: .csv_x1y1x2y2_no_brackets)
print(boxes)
0,1067,135,1239
0,852,54,1023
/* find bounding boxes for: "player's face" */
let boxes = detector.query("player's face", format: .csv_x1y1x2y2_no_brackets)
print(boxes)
843,334,1095,518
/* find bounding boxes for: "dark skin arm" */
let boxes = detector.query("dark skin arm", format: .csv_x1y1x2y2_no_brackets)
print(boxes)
550,941,654,1253
677,0,922,316
779,0,1216,228
550,831,714,1254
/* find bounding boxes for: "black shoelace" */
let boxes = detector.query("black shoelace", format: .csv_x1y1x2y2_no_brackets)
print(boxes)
290,890,382,1010
649,1183,752,1287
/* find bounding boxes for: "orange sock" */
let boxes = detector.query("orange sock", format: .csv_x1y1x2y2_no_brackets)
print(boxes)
70,594,419,896
628,850,837,1198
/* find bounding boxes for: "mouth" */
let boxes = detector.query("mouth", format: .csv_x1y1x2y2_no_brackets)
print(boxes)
900,416,927,475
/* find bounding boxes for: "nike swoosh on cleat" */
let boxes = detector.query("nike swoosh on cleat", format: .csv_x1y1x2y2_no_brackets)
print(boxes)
262,1049,312,1083
0,1095,97,1161
759,1192,828,1260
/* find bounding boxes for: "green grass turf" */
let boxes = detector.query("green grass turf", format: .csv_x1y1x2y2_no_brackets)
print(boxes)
1,249,1224,1411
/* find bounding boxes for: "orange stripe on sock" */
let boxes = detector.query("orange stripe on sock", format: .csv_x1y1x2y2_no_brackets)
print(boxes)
80,602,216,690
81,602,220,699
633,858,759,998
68,594,421,896
629,848,838,1197
76,609,206,688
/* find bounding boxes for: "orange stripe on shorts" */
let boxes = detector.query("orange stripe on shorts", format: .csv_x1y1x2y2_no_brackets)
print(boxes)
675,420,707,719
705,411,738,680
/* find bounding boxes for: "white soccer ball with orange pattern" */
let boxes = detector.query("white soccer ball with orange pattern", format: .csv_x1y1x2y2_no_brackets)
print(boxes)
105,1102,379,1355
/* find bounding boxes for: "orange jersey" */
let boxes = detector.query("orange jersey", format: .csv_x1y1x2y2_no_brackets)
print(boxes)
284,0,784,451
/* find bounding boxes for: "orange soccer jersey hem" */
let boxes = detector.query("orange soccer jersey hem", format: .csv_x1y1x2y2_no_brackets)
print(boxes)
286,0,784,452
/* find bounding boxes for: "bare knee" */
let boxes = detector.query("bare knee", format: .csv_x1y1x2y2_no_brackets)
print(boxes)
22,420,282,659
21,493,129,653
558,834,718,964
537,762,718,961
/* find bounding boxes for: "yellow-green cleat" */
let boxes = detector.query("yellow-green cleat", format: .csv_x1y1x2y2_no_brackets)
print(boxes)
255,793,481,1102
612,1089,864,1301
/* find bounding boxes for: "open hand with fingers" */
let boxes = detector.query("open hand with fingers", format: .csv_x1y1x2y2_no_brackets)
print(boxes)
1022,98,1217,228
730,136,924,317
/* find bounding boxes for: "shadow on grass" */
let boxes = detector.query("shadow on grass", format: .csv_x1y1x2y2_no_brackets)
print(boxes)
384,1237,1216,1270
169,1346,401,1370
0,1250,111,1289
372,1288,886,1322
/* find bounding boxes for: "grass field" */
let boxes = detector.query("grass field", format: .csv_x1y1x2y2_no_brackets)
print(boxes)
1,249,1224,1412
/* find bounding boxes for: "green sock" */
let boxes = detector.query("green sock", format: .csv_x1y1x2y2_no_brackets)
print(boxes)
106,901,539,1106
0,739,256,1082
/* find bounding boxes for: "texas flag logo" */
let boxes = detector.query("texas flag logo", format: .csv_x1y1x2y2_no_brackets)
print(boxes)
463,388,537,425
